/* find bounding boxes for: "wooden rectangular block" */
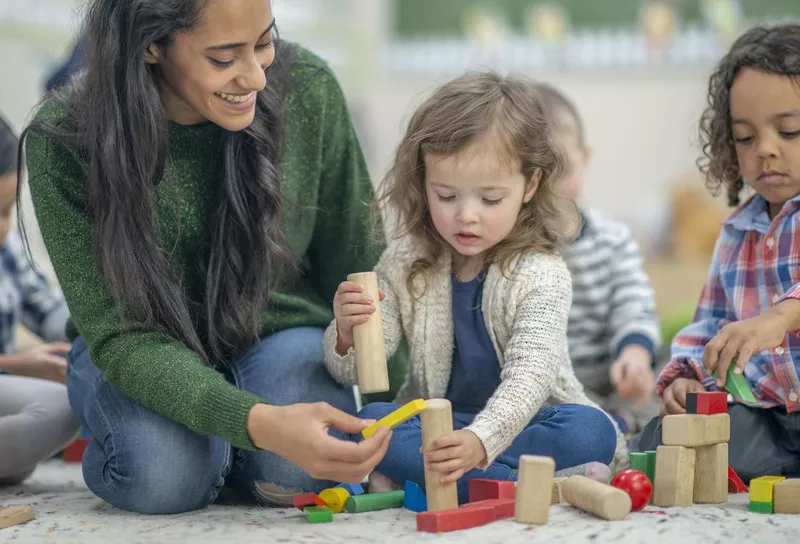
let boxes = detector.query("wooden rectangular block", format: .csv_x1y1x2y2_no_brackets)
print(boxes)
750,476,786,503
662,414,730,446
417,505,496,533
362,399,427,438
749,501,773,514
774,479,800,514
629,452,648,474
551,477,566,504
0,505,35,530
694,443,728,504
293,492,320,510
469,479,515,502
515,455,554,524
646,450,657,504
461,498,515,519
654,445,696,507
686,391,728,415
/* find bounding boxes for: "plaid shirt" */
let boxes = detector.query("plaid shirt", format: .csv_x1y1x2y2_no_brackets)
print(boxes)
0,231,69,357
657,194,800,412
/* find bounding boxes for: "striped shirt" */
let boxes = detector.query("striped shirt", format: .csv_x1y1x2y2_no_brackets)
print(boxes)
657,194,800,412
0,231,69,357
562,209,661,368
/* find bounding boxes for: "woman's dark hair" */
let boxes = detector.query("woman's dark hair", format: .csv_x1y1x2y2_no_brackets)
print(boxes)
19,0,293,364
699,23,800,206
0,114,18,176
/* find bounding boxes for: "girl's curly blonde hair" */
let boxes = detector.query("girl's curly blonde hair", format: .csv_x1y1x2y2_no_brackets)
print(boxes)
699,23,800,206
374,71,578,294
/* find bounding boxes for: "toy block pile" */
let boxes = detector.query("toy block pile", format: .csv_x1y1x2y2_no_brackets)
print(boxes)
749,476,800,514
652,391,730,506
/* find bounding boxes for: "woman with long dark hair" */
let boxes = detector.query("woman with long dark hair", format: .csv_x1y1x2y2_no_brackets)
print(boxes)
20,0,391,514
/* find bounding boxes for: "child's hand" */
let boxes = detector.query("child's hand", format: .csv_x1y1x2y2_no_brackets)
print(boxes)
703,312,788,387
422,430,486,484
3,342,72,384
332,281,385,356
659,378,706,418
610,345,655,403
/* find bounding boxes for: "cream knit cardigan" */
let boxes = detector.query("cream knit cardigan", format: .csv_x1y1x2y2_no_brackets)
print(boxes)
323,238,628,470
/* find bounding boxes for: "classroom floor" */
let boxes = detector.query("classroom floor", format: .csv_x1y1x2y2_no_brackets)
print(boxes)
2,461,799,543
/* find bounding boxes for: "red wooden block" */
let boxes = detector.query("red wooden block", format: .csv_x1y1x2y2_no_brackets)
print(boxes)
62,438,90,463
460,498,515,519
468,479,515,502
728,465,748,493
314,495,327,506
293,493,320,510
686,391,728,415
417,505,496,533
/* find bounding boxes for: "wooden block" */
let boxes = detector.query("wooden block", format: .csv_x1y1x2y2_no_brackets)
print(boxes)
711,366,757,403
336,483,364,496
420,399,458,512
469,479,515,502
0,505,35,530
646,450,657,504
461,498,515,519
773,479,800,514
293,492,320,510
653,445,696,507
403,480,427,513
348,271,389,394
662,413,730,446
515,455,554,524
63,438,91,463
362,398,427,439
551,477,566,504
728,465,748,493
319,487,350,513
560,476,632,521
750,476,786,503
749,501,773,514
629,452,648,474
417,505,496,533
686,391,728,415
304,505,333,523
693,443,728,504
344,490,405,513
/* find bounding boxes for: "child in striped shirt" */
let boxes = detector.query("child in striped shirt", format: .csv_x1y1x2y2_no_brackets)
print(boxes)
535,83,662,435
631,23,800,482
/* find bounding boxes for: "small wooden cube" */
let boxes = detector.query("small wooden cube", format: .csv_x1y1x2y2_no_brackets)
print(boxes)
551,477,566,504
515,455,554,525
662,413,730,447
469,479,515,502
773,479,800,514
654,445,696,507
750,475,786,503
686,391,728,415
694,443,728,504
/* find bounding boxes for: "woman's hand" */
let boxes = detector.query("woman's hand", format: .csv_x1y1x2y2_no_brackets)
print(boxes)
247,402,391,483
610,345,656,403
0,342,72,384
332,281,384,356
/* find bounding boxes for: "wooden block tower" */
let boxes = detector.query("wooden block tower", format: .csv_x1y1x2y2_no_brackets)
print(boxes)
655,392,730,506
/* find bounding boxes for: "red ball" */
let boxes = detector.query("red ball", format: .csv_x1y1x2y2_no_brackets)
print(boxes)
611,469,652,511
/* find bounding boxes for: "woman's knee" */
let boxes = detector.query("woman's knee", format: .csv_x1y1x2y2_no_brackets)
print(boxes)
81,409,229,514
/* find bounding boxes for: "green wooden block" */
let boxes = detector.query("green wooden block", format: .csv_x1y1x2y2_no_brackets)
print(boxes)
646,450,657,504
630,452,648,474
345,490,405,513
711,365,757,403
749,501,773,514
304,506,333,523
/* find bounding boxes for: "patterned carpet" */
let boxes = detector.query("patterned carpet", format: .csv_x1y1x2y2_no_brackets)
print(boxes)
1,461,799,543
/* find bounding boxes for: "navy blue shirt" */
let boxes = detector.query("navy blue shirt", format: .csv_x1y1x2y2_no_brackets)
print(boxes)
445,274,502,414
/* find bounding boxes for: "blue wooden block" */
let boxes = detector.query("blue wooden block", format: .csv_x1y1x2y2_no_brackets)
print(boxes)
336,483,364,496
403,480,427,512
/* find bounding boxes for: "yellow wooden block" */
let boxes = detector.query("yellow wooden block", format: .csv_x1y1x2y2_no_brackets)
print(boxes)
362,399,427,439
319,487,350,513
750,476,786,504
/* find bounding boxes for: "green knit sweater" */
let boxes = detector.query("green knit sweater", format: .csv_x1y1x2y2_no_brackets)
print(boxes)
25,48,383,450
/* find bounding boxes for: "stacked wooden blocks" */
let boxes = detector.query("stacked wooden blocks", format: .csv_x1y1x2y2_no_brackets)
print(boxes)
654,391,730,507
749,476,800,514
